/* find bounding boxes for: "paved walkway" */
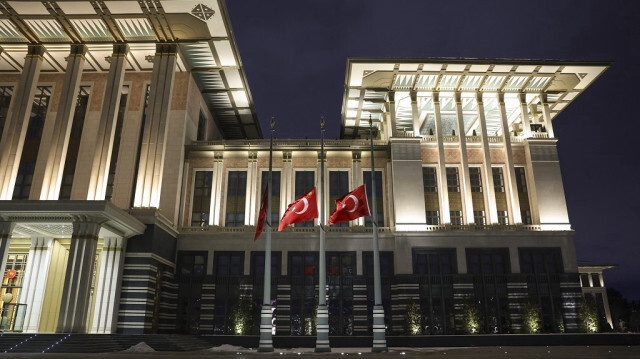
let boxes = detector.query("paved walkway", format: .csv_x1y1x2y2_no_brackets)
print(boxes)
1,346,639,358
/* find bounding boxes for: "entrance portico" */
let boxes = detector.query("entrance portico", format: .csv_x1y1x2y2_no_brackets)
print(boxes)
0,201,144,333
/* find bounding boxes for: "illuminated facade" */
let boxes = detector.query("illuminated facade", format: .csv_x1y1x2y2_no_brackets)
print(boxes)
0,0,608,336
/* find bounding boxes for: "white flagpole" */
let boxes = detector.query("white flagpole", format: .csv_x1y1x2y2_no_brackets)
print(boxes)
316,116,330,352
259,117,275,352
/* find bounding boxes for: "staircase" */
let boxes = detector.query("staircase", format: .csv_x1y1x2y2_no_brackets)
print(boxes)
0,333,213,353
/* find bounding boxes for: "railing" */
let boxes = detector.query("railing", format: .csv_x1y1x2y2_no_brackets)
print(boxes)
531,132,549,139
181,224,542,233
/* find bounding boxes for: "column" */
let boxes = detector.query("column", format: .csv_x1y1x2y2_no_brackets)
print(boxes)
497,93,522,224
90,237,125,333
57,219,101,333
0,221,15,279
539,93,555,138
21,237,53,332
87,43,128,200
476,92,498,224
454,93,474,224
388,91,397,138
246,152,258,225
0,45,45,199
518,93,532,138
36,44,88,200
133,43,178,208
210,152,223,226
410,90,420,135
281,151,293,215
432,92,450,224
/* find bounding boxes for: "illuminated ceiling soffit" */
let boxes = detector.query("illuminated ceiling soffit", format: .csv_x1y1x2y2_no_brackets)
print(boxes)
341,59,607,138
0,0,260,139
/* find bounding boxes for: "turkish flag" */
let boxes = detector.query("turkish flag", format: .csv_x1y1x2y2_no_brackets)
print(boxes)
254,184,268,241
278,187,318,231
328,185,370,225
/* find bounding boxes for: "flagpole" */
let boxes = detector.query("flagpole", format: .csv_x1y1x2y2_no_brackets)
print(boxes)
316,116,330,352
369,115,387,352
259,117,275,352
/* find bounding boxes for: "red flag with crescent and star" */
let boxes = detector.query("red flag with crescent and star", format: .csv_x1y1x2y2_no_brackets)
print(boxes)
328,184,370,225
278,187,318,231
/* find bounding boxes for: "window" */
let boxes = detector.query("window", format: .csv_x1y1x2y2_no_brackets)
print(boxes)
591,273,601,287
13,86,51,200
473,210,486,225
59,86,90,200
426,210,440,225
295,171,315,227
449,211,462,225
225,171,247,227
515,167,528,193
191,171,213,227
105,88,128,201
422,167,437,193
413,249,457,275
446,167,460,193
197,110,206,141
580,274,591,287
521,210,532,225
492,167,505,193
466,248,510,275
364,170,384,227
469,167,482,193
213,252,244,334
176,251,206,334
516,167,532,225
261,170,281,227
496,210,508,225
329,171,349,227
0,86,13,139
519,248,563,274
289,252,318,335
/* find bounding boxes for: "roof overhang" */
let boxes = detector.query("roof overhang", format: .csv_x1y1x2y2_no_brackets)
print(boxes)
342,58,609,139
0,0,261,139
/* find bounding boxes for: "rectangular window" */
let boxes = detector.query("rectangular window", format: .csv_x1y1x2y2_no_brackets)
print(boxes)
261,170,281,227
515,167,532,225
425,210,440,225
329,171,350,227
449,210,462,225
466,248,510,275
213,251,244,334
473,210,486,225
515,167,528,193
13,86,51,200
191,171,213,227
469,167,482,193
225,171,247,227
105,88,128,201
591,273,601,287
413,249,457,275
0,86,13,139
521,210,532,225
446,167,460,193
497,210,509,225
295,171,315,227
422,167,437,193
580,273,591,287
59,86,90,200
519,248,563,274
364,170,384,227
492,167,505,193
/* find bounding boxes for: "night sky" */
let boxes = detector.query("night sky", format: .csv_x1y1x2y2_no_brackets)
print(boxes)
225,0,640,300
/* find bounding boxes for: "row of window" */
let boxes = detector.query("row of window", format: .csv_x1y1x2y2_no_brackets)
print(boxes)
191,169,385,228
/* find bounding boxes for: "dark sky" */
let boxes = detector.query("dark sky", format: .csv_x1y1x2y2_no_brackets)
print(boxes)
225,0,640,300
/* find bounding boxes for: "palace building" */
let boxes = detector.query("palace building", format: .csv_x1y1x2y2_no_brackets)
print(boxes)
0,0,608,336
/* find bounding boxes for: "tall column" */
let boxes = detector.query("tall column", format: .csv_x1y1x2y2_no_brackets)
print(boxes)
388,91,397,138
37,44,88,200
246,152,258,225
210,152,223,226
87,43,128,200
539,93,555,138
454,93,474,224
0,221,15,279
476,92,498,224
410,91,420,135
91,236,125,333
133,43,178,208
497,93,522,224
57,219,100,333
432,92,450,224
281,151,293,213
0,45,45,199
21,237,53,332
518,93,532,138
